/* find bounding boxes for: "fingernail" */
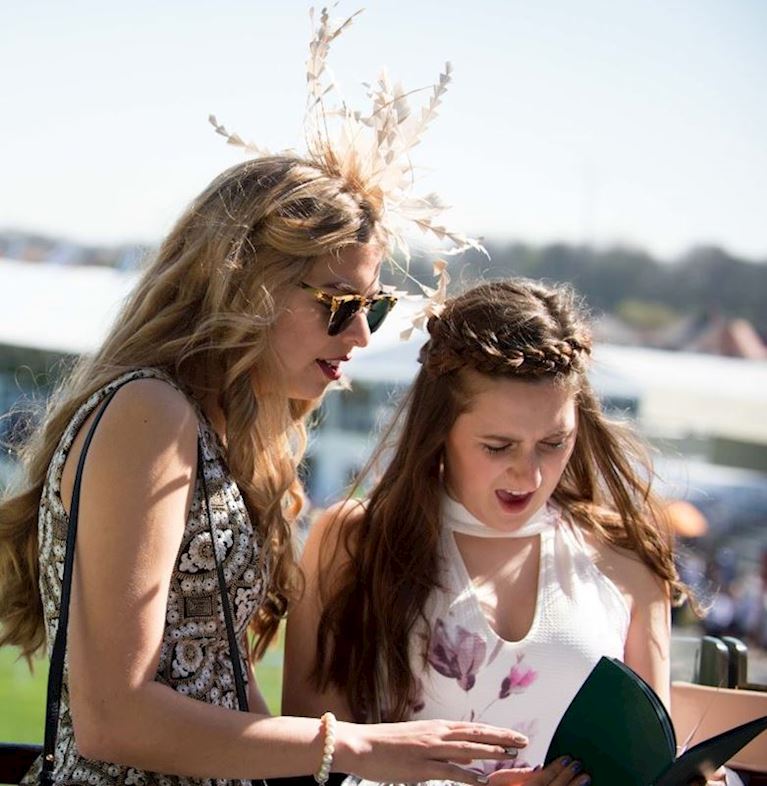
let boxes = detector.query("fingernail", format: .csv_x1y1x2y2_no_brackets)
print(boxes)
560,756,572,767
504,746,519,758
570,761,582,774
579,778,591,786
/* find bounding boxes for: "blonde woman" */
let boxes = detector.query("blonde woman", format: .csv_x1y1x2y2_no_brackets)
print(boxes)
0,155,536,786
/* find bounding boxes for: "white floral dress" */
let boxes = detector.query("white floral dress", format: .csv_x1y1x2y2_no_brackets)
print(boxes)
23,368,269,786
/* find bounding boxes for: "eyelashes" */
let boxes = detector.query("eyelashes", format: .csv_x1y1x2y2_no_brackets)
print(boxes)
482,444,510,455
481,440,568,456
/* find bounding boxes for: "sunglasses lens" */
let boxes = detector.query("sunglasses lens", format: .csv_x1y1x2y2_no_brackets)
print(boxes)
327,298,363,336
366,298,394,333
326,295,396,336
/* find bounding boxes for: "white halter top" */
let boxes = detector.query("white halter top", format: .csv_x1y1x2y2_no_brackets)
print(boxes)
408,496,630,771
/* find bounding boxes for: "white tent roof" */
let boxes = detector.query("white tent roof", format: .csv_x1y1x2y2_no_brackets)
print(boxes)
2,257,765,443
346,310,767,445
0,257,138,355
347,315,766,399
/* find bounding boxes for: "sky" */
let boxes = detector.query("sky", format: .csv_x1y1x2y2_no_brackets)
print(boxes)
2,0,766,260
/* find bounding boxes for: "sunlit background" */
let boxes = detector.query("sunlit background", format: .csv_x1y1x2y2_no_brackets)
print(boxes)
2,0,766,749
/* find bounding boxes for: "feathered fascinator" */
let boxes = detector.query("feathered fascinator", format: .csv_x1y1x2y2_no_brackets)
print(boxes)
209,5,484,275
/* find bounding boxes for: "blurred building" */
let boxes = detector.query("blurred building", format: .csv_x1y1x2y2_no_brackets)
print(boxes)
0,258,138,486
594,310,767,359
683,317,767,360
2,255,766,511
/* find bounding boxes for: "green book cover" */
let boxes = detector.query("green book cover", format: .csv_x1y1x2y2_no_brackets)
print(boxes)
544,657,767,785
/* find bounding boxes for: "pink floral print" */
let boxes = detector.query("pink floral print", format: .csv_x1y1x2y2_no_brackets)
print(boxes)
500,654,538,698
428,618,487,691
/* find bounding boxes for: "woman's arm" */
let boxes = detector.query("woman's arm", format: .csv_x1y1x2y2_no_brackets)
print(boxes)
600,545,728,785
248,654,271,715
591,539,671,706
623,564,672,708
62,379,525,784
65,378,330,778
282,501,363,720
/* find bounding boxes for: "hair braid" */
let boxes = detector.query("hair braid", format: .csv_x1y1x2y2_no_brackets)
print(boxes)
421,280,592,380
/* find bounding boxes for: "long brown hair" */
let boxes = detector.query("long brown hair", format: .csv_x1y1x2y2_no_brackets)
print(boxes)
0,154,384,663
314,278,683,721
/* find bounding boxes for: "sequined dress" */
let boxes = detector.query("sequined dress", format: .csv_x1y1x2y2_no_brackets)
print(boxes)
23,368,269,786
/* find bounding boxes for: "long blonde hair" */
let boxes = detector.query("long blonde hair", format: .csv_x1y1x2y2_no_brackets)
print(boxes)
0,154,384,662
315,279,683,721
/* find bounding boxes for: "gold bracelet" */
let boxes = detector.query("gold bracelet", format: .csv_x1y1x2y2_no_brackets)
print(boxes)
314,711,337,785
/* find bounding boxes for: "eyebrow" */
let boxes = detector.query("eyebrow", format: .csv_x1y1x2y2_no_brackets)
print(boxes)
318,279,381,296
479,429,575,442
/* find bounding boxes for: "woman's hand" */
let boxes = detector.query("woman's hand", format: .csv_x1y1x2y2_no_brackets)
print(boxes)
335,719,530,786
691,765,730,786
487,757,590,786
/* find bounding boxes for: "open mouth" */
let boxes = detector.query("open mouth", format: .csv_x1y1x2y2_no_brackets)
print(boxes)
495,489,534,512
316,357,347,381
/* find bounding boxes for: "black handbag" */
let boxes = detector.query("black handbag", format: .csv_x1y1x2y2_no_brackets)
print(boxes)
0,382,252,785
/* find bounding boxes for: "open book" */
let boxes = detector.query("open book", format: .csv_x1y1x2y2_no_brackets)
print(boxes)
544,657,767,785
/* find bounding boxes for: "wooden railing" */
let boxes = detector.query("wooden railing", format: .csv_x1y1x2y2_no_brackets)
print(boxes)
671,636,767,781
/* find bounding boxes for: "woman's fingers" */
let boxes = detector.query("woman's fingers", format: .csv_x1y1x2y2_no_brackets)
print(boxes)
443,721,529,749
708,766,728,783
428,762,504,786
436,741,522,763
539,757,590,786
486,757,591,786
427,720,527,764
488,766,544,785
348,718,534,784
690,763,728,786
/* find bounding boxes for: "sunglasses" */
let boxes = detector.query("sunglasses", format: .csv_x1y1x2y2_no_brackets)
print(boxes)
299,282,398,336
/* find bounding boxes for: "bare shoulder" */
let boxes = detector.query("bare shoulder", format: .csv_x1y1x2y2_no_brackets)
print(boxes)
90,377,200,484
312,498,367,539
88,377,198,454
301,498,367,574
105,376,198,432
61,377,199,513
581,527,668,611
305,499,365,563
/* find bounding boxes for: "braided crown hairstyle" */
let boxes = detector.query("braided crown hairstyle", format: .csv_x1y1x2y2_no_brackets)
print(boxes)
315,278,684,722
420,279,591,380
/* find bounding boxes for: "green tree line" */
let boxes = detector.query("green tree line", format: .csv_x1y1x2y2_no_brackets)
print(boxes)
405,243,767,336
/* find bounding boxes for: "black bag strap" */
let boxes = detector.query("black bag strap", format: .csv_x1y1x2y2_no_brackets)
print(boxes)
41,380,249,785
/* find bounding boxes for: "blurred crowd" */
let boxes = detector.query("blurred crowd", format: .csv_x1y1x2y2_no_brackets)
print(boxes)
676,545,767,650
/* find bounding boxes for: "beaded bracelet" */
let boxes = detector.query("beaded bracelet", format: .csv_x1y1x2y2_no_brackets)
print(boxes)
314,711,337,785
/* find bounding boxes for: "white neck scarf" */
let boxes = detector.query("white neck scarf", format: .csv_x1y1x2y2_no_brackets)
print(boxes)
442,491,555,538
